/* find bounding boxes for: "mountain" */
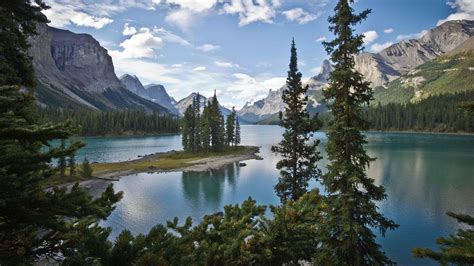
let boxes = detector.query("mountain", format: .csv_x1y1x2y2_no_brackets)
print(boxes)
119,74,179,115
119,74,148,99
29,24,167,113
144,84,180,115
356,20,474,88
238,20,474,123
237,88,286,123
174,93,245,122
373,37,474,105
238,61,331,124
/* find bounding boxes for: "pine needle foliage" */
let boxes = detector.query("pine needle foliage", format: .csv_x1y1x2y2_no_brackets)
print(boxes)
317,0,398,264
272,40,322,203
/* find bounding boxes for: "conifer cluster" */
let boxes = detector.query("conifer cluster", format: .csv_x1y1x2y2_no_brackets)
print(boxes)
182,92,240,152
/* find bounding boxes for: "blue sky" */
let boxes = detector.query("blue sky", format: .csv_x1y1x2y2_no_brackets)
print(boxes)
43,0,473,108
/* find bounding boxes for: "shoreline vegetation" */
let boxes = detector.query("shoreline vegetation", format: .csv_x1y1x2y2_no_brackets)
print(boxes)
92,145,260,180
45,146,261,195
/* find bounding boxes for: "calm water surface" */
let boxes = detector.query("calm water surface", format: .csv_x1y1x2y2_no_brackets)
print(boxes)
75,125,474,265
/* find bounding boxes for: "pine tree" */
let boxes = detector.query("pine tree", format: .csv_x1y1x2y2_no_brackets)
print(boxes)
182,106,191,151
182,105,194,152
80,157,93,179
226,107,236,146
201,101,211,151
235,118,241,147
193,93,202,151
317,0,398,264
0,0,48,87
209,91,225,152
413,212,474,264
0,2,122,263
271,40,322,203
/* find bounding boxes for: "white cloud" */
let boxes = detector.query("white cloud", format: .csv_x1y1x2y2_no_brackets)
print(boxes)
227,73,286,100
215,61,239,68
193,66,207,71
197,44,220,52
172,64,183,68
438,0,474,25
282,8,318,24
43,2,113,29
363,30,378,44
153,27,191,46
166,0,217,12
221,0,282,26
123,23,138,36
371,42,393,53
384,28,394,34
396,30,428,41
110,30,164,59
165,8,201,30
315,36,327,42
112,25,191,59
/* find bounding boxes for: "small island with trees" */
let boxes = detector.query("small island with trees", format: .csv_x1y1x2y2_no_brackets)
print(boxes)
86,92,259,180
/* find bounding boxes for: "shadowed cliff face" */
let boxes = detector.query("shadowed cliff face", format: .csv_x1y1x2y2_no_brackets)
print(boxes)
29,24,169,113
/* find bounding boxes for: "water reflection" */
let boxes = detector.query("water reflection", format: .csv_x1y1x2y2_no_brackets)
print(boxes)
181,163,239,209
92,127,474,265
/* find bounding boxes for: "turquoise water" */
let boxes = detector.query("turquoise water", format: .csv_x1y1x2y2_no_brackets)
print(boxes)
74,125,474,265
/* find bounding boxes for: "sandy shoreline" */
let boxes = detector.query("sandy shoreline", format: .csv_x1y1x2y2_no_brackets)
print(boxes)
62,146,261,195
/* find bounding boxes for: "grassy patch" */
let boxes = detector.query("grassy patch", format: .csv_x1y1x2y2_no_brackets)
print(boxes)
92,146,254,176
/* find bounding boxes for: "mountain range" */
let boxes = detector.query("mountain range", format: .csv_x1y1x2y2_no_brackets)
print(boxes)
240,20,474,123
29,24,170,113
31,20,474,124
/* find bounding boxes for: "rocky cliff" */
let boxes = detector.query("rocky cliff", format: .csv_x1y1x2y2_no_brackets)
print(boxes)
29,24,168,113
357,20,474,87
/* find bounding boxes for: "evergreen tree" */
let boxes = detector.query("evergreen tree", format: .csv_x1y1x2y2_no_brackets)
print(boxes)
413,212,474,264
317,0,398,264
182,106,191,151
80,157,93,179
226,107,236,146
68,153,76,180
193,93,202,151
0,0,48,87
201,101,211,151
182,105,194,152
0,2,122,262
209,91,225,152
59,139,67,178
235,118,241,147
271,40,322,203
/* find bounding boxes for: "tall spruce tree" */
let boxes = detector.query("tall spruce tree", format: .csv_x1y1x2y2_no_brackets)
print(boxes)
209,92,225,151
0,1,122,263
235,118,241,147
201,101,211,151
271,40,322,203
226,107,236,146
193,93,202,152
182,106,191,151
182,105,194,152
317,0,398,264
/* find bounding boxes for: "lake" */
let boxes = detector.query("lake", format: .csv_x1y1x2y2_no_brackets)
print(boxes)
74,125,474,265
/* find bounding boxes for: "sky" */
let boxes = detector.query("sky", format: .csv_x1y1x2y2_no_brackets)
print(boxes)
42,0,474,109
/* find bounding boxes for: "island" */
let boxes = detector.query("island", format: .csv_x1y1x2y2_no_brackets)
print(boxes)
93,146,260,180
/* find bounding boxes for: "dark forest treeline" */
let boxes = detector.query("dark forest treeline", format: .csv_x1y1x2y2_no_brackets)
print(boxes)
38,108,180,136
366,91,474,133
